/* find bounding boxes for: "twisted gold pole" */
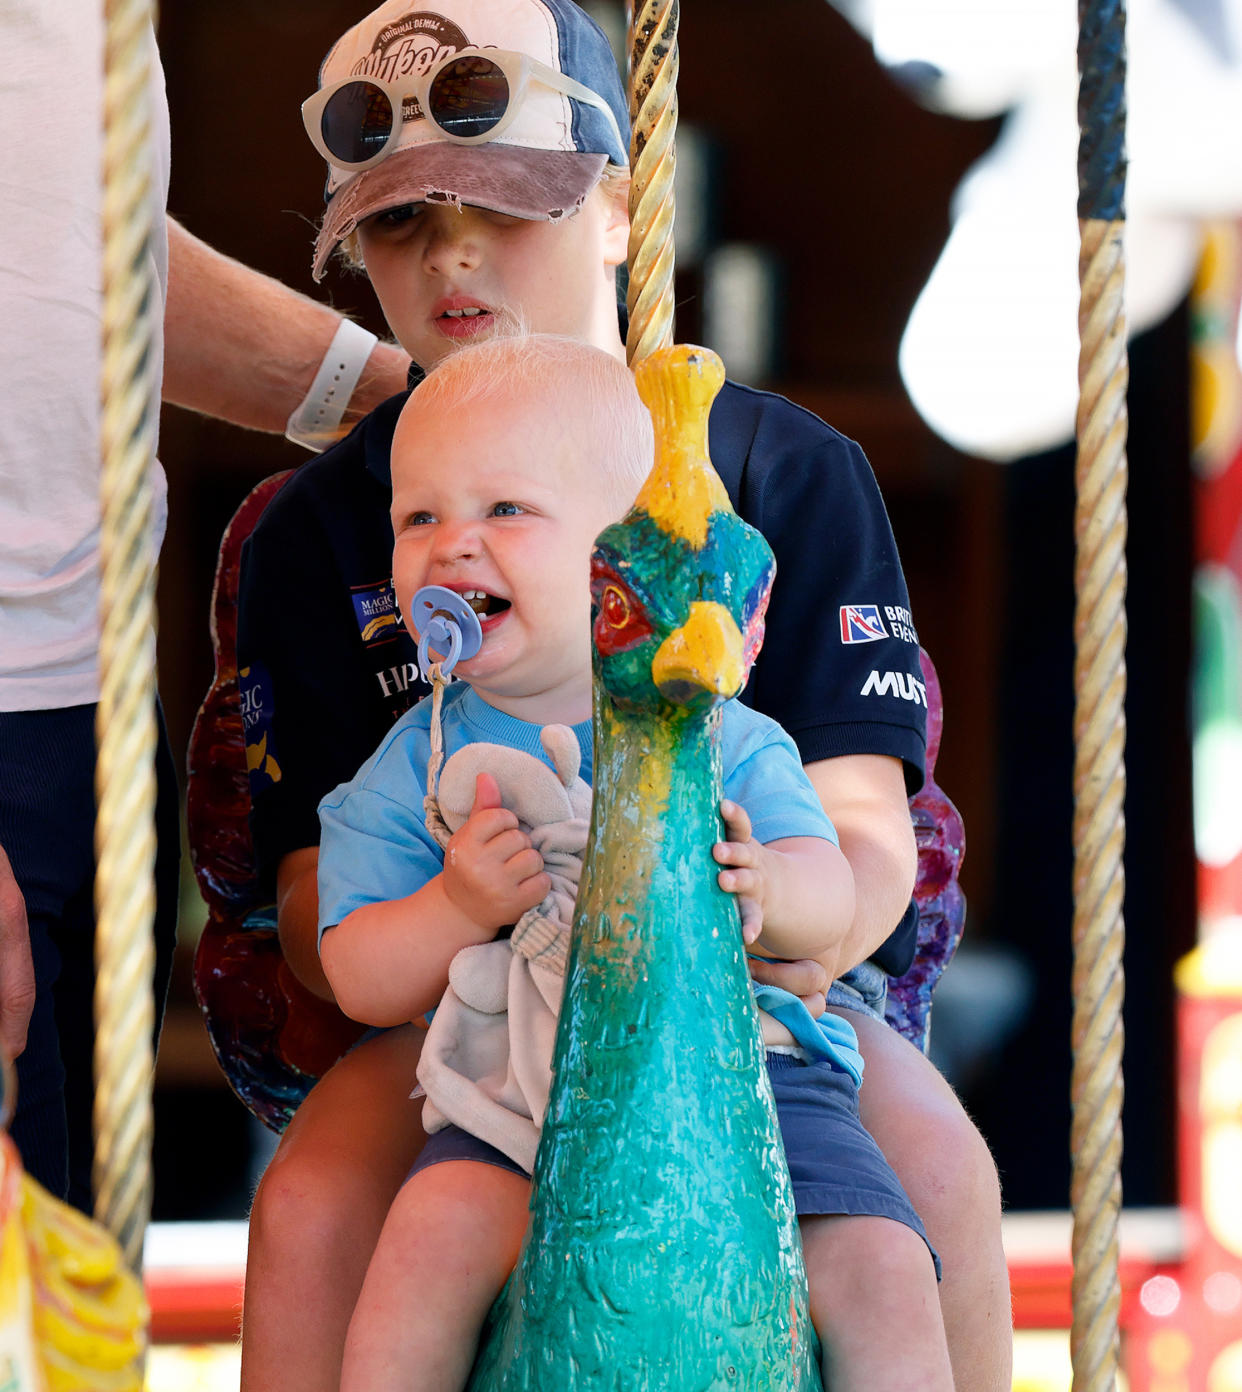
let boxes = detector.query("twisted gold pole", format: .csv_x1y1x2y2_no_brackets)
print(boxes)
625,0,679,365
1071,3,1128,1386
96,0,159,1269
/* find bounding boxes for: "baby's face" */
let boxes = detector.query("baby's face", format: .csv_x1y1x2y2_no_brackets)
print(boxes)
390,390,622,714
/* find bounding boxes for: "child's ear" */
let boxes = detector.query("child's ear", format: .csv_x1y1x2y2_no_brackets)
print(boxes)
599,185,631,269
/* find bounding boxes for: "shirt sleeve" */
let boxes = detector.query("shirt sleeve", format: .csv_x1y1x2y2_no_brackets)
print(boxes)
728,396,928,796
721,708,838,846
316,785,443,941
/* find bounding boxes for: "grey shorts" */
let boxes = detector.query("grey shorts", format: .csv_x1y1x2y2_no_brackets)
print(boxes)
825,959,889,1021
408,1047,939,1280
768,1052,940,1278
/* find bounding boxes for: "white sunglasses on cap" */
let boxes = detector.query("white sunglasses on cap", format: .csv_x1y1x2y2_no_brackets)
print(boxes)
303,48,625,173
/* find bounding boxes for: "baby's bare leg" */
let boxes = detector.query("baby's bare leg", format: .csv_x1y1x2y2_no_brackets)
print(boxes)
240,1024,428,1392
801,1213,953,1392
341,1159,530,1392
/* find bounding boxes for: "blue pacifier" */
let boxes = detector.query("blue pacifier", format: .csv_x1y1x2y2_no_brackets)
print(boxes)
412,585,484,683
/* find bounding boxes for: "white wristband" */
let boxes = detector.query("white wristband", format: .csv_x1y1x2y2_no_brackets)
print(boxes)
284,318,379,453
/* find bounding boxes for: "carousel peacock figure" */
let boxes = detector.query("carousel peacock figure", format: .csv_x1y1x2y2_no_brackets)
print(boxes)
469,344,824,1390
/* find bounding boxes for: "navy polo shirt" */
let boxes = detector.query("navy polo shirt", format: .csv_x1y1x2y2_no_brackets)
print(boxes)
236,380,927,974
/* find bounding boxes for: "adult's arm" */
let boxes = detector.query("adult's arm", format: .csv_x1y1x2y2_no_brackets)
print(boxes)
235,452,408,1000
238,508,350,1002
803,753,917,975
747,958,829,1018
0,844,35,1060
162,216,410,433
712,387,927,976
275,847,333,1002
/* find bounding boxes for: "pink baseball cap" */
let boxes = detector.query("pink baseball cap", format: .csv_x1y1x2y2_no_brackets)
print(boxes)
306,0,630,280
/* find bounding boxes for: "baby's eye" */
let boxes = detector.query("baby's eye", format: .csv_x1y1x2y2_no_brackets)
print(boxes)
490,501,525,517
404,510,435,527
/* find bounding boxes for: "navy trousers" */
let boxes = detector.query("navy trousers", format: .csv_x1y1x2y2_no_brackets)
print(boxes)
0,703,179,1213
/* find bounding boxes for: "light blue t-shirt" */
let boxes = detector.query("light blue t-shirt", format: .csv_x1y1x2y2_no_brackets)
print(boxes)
317,682,861,1077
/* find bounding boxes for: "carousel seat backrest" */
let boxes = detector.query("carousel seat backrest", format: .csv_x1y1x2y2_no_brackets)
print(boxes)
186,476,965,1129
186,472,364,1133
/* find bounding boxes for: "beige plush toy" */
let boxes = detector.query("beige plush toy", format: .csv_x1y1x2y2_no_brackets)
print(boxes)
414,725,592,1173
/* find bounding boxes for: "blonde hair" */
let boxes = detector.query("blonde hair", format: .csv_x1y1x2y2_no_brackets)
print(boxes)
406,331,652,512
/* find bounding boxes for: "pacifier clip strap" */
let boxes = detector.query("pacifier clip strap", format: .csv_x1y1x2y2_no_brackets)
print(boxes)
412,586,482,850
423,664,453,850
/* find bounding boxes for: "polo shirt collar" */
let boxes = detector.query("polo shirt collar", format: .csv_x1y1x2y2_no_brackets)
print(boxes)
362,388,412,489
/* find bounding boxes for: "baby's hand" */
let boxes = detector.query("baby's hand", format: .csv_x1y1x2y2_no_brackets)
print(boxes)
713,799,769,945
443,773,550,930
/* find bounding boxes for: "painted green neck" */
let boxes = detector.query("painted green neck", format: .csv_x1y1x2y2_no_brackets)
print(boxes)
581,687,732,960
468,682,823,1390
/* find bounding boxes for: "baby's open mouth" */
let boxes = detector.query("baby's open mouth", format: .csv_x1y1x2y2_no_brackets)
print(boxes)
460,589,510,618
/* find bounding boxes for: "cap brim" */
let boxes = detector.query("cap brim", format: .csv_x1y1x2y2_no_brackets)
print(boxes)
312,144,608,281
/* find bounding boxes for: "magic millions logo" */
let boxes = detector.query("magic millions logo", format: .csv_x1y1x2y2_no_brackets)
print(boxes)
352,12,473,122
352,579,402,647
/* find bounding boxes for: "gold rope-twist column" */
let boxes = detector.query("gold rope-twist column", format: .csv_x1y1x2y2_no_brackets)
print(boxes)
1071,1,1128,1386
625,0,679,365
96,0,159,1269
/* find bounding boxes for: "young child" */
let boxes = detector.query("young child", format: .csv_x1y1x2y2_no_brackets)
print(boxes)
236,3,1009,1388
315,332,950,1392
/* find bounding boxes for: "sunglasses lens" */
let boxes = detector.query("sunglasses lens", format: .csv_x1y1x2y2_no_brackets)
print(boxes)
428,56,510,138
320,81,394,164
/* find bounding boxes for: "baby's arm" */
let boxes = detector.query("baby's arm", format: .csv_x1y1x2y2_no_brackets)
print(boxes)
321,774,550,1027
714,799,856,980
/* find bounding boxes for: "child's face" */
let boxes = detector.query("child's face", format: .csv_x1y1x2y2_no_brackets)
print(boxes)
390,390,622,720
357,186,628,369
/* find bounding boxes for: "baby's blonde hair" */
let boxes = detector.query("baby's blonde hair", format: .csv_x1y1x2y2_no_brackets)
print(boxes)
406,331,652,514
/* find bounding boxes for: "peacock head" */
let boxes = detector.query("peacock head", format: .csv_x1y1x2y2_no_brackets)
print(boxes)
589,345,775,715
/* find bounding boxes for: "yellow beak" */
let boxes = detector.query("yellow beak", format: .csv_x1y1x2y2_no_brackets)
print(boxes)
651,601,745,705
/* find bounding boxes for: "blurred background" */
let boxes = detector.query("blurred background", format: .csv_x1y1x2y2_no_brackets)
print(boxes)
150,0,1241,1224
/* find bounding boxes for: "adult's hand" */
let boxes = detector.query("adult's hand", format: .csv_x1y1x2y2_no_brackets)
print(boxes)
747,955,829,1020
0,843,34,1059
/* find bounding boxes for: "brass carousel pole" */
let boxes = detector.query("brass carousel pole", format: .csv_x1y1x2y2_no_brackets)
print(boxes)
625,0,679,364
96,0,160,1269
1071,0,1128,1386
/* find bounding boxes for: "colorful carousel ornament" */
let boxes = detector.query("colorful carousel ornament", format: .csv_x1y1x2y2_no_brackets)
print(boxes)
0,1064,146,1391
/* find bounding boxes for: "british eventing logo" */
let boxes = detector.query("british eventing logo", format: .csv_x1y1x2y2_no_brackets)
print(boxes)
840,604,887,644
